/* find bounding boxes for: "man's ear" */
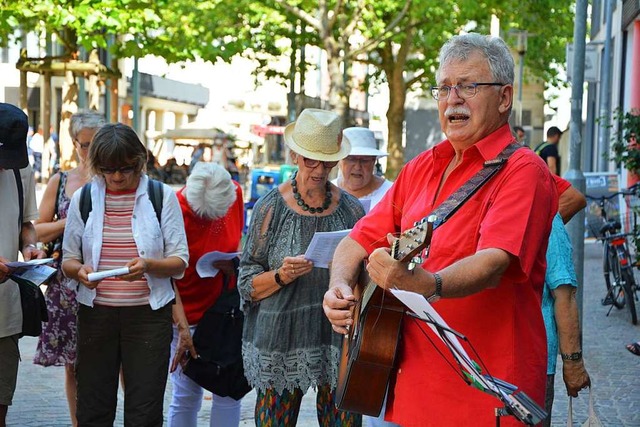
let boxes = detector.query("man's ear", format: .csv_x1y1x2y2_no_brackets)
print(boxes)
498,84,514,114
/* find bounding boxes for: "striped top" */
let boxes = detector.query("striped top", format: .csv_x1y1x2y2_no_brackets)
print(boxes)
94,189,150,307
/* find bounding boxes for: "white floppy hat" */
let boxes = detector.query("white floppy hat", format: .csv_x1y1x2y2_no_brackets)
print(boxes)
342,127,387,158
284,108,351,162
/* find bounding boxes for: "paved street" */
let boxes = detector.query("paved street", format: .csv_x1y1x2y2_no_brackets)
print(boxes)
6,241,640,426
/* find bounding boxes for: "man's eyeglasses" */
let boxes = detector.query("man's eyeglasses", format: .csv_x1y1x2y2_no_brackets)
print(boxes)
74,139,91,150
344,156,376,166
100,165,137,175
430,82,505,101
302,157,338,169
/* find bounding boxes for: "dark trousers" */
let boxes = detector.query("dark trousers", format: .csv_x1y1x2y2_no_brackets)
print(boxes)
76,303,172,427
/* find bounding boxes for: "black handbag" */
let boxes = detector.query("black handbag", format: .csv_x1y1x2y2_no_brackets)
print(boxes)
13,276,48,338
183,282,252,400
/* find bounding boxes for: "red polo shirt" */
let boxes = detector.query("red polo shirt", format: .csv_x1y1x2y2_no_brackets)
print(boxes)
175,183,244,325
350,124,557,426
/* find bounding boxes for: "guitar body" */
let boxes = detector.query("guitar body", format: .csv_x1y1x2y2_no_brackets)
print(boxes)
336,283,405,416
336,220,433,416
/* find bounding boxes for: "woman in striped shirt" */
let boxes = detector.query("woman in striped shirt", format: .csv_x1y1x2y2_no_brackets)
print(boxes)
62,123,189,426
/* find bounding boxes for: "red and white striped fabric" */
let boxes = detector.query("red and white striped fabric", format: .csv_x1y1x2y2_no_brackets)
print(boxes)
94,189,150,307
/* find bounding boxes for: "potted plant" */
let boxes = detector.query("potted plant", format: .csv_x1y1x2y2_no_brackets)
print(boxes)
609,108,640,174
608,108,640,260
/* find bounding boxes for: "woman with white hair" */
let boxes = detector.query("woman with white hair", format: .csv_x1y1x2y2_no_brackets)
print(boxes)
334,127,393,212
168,162,245,426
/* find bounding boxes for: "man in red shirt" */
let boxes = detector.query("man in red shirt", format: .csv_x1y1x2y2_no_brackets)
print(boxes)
324,34,557,426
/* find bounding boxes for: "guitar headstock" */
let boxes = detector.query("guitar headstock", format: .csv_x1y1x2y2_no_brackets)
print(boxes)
392,216,434,262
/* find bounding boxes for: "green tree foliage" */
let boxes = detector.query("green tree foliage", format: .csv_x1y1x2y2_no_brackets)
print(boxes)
220,0,574,178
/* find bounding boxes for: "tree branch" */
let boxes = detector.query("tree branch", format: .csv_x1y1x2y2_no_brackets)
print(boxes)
273,0,321,31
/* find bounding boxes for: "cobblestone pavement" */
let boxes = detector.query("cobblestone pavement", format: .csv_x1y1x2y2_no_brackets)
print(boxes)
6,242,640,426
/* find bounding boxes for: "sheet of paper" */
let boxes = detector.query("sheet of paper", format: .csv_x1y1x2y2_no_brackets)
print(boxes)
303,229,351,269
5,258,54,268
87,267,130,282
359,198,371,214
196,251,241,278
390,289,501,395
10,264,57,286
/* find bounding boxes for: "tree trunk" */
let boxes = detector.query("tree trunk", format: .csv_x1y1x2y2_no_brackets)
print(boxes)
59,70,78,171
381,50,408,180
324,38,349,127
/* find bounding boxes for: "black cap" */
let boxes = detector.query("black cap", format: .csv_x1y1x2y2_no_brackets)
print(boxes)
0,103,29,169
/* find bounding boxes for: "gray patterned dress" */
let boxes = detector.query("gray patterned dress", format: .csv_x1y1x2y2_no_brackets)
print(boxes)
239,187,364,394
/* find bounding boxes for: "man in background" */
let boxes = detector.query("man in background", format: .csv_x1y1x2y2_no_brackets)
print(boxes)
535,126,562,175
513,125,527,145
0,103,46,426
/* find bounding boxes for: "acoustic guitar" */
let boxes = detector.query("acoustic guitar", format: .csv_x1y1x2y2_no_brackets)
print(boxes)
336,220,433,416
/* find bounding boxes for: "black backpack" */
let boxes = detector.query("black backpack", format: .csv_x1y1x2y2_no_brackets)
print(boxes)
183,278,252,400
78,178,164,224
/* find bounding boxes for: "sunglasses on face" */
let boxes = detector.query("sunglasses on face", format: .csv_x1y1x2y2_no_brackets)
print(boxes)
100,165,137,175
301,157,338,169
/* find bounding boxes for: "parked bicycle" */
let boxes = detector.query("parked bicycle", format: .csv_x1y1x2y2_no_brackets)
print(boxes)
586,184,639,325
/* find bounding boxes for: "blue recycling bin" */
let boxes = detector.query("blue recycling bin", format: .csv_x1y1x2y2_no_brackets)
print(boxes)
249,169,280,203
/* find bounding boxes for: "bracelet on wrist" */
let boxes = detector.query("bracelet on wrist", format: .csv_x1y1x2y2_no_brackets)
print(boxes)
561,351,582,361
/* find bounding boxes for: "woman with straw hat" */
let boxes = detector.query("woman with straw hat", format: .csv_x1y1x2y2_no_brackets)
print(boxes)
239,108,364,426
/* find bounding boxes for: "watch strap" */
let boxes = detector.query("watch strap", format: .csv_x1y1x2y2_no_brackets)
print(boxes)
427,272,443,303
274,269,287,287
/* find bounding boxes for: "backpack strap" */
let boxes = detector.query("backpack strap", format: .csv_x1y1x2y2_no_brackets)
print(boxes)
80,179,163,225
147,179,163,225
14,169,24,227
533,142,550,155
79,182,93,224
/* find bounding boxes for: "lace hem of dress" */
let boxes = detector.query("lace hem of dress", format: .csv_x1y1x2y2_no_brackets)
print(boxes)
242,342,341,394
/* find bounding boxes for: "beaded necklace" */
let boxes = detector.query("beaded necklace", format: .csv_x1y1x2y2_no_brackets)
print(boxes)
291,171,332,214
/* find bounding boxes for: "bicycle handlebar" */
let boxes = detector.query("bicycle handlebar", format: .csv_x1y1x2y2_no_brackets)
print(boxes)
586,187,638,201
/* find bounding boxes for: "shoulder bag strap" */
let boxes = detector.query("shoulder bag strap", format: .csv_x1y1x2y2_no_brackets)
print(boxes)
424,142,522,231
14,168,24,227
53,171,65,219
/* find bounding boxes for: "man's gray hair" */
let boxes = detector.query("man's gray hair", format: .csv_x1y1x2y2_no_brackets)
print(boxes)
436,33,514,85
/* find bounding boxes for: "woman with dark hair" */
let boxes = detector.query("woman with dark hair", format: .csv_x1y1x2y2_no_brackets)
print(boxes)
62,122,189,426
33,111,106,427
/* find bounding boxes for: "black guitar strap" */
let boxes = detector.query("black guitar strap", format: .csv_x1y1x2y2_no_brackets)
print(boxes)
421,142,522,231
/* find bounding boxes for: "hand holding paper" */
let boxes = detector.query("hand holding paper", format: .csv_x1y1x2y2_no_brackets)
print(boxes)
87,267,131,282
196,252,241,278
303,229,351,269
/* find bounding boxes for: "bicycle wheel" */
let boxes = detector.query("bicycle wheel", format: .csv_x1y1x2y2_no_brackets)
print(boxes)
621,264,638,325
604,246,626,309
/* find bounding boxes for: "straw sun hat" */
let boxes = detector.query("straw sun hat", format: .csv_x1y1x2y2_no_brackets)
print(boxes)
342,127,387,158
284,108,351,162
